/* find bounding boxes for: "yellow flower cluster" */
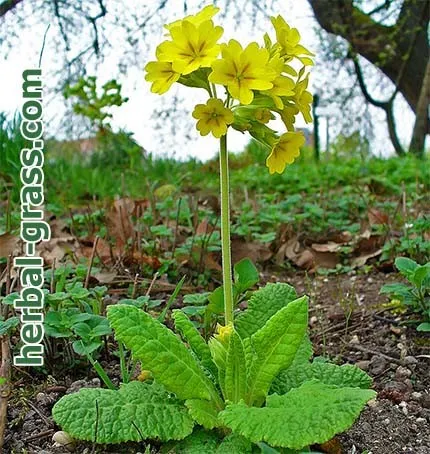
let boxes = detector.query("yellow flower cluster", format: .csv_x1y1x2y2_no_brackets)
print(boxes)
145,5,314,174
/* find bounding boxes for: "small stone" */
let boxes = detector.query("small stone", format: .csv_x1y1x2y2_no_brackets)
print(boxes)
349,335,360,345
399,401,408,415
356,360,371,371
416,417,426,423
367,398,378,408
367,277,373,283
411,392,422,401
421,394,430,409
369,355,387,375
383,418,391,425
404,356,418,365
395,366,412,381
35,392,45,402
310,315,318,326
52,431,75,452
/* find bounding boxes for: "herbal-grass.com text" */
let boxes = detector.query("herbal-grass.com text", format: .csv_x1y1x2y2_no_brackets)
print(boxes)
13,69,50,367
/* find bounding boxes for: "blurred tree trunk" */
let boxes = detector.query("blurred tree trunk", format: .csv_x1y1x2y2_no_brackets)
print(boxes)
309,0,429,156
0,0,23,17
409,59,429,156
308,0,429,113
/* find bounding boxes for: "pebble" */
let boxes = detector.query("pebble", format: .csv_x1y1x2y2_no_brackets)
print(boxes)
367,398,378,408
52,431,75,452
383,418,391,425
421,393,430,409
356,360,371,371
399,401,408,415
411,392,422,401
404,355,418,365
395,366,412,381
310,315,318,326
369,355,387,375
349,335,360,345
67,378,101,394
416,417,426,423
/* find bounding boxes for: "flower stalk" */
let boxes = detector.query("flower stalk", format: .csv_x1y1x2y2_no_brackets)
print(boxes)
219,134,234,324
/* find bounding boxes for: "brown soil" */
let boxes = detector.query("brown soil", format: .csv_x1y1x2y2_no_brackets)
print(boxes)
5,271,430,454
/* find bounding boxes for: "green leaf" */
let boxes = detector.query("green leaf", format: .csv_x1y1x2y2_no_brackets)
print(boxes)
216,433,252,453
207,286,226,316
395,257,418,279
183,293,211,305
118,296,150,308
417,322,430,332
235,283,298,339
224,330,247,403
72,339,102,356
271,362,372,395
220,381,376,450
291,335,313,366
245,296,308,405
234,258,259,294
161,428,219,454
172,310,217,378
107,305,217,401
380,283,412,297
411,264,430,288
1,292,20,305
53,381,194,443
185,399,222,429
0,317,19,335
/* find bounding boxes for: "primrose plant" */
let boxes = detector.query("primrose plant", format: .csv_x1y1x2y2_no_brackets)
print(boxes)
53,6,375,452
380,257,430,332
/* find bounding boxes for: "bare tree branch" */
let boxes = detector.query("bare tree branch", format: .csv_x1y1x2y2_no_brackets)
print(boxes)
0,0,23,17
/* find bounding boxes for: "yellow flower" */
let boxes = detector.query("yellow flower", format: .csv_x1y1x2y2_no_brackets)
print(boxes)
144,61,180,94
280,104,299,130
192,98,234,138
271,15,314,65
255,108,272,124
209,39,276,105
137,370,152,381
164,5,220,31
214,322,234,346
157,20,223,75
294,74,313,123
266,132,305,174
264,75,295,109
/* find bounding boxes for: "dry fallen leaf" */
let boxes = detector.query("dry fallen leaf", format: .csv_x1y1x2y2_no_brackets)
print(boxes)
0,233,19,258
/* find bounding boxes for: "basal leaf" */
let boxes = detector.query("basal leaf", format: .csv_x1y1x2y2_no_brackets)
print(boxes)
185,399,222,429
417,322,430,331
234,258,259,294
216,433,253,453
235,283,298,339
161,428,219,454
53,381,194,443
172,309,217,378
224,330,247,403
220,380,376,450
108,305,217,401
395,257,418,278
208,336,227,398
245,296,308,405
271,361,372,395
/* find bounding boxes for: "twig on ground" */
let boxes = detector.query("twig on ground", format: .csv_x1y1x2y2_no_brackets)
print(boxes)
344,342,404,365
0,256,13,451
131,273,139,299
145,272,159,296
85,236,99,288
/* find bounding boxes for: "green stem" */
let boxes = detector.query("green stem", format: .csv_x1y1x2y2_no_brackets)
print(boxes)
219,134,234,325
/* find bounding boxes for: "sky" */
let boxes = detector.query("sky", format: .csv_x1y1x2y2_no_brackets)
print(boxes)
0,0,418,161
